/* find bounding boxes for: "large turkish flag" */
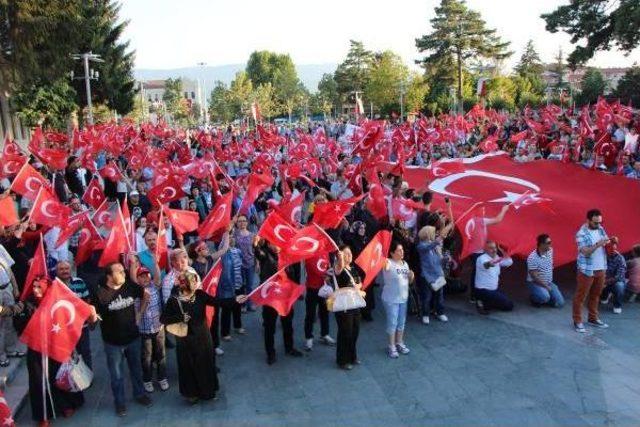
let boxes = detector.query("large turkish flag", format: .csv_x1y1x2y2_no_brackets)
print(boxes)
405,153,640,266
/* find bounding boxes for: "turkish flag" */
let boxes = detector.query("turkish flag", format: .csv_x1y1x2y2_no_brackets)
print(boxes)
75,220,103,266
479,135,499,153
99,161,124,183
364,167,387,220
199,191,233,240
20,234,48,301
98,204,130,267
20,278,93,363
355,230,392,290
29,188,71,228
10,162,50,200
509,191,553,212
0,390,15,427
391,198,415,221
202,258,222,327
82,177,106,209
312,195,363,229
164,206,199,236
276,190,305,225
426,159,466,180
455,203,489,260
3,136,22,158
258,209,298,249
278,224,339,268
510,130,529,143
147,175,186,207
238,173,274,215
55,211,89,248
249,269,304,317
0,154,26,178
156,209,169,270
405,153,640,265
91,199,116,233
32,147,68,171
0,196,18,227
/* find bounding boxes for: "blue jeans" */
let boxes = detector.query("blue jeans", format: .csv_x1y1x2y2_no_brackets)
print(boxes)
104,338,145,408
474,288,514,311
241,265,256,307
419,277,444,316
383,301,408,334
526,281,565,307
602,280,626,308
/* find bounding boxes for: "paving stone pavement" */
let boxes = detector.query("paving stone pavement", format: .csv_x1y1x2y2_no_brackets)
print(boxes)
15,282,640,426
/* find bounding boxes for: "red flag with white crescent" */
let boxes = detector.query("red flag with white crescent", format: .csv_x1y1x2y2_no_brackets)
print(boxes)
147,174,187,207
198,191,233,240
354,230,392,290
19,278,93,362
202,258,223,327
278,224,338,269
29,188,71,228
258,209,298,249
248,269,304,317
82,177,106,209
9,162,50,200
20,234,48,301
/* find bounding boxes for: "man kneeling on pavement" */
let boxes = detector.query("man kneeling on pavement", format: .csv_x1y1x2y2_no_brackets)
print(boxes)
525,234,565,308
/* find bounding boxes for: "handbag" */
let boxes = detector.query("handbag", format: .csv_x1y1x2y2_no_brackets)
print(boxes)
431,276,447,292
55,352,93,392
165,297,189,337
327,268,366,312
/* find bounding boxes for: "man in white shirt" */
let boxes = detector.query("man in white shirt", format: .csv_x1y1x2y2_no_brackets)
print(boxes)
474,241,514,314
329,169,353,200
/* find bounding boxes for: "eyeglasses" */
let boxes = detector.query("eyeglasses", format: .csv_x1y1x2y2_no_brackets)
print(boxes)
237,219,247,223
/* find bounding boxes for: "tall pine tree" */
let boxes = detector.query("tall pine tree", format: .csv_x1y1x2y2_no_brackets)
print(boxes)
415,0,511,112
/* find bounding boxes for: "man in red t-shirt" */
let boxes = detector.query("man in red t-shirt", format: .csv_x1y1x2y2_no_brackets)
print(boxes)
303,253,335,351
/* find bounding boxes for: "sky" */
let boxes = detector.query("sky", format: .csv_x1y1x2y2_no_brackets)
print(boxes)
120,0,640,71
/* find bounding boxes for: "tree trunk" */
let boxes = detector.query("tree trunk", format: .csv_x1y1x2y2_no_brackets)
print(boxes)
457,49,463,114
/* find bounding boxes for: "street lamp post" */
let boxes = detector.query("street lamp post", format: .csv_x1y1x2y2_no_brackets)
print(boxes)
197,62,209,126
70,52,103,125
398,80,406,122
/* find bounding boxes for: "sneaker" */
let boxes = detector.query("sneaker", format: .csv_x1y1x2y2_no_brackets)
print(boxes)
613,307,622,314
421,316,430,325
339,363,353,370
588,319,609,329
600,295,611,305
215,347,224,356
115,405,127,417
222,335,232,341
143,381,154,393
629,293,637,303
135,395,153,407
304,338,313,351
476,300,489,315
437,314,449,322
574,322,587,333
388,346,399,359
158,379,170,391
235,328,246,335
469,296,476,304
320,335,336,346
396,343,410,355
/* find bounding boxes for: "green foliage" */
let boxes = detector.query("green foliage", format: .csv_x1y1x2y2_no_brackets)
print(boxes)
576,68,606,106
316,73,340,117
252,83,276,120
514,40,545,95
13,78,77,129
613,66,640,107
516,92,544,109
542,0,640,67
246,51,296,87
487,96,515,111
365,51,410,109
416,0,512,108
0,0,135,129
334,40,375,97
228,71,253,118
405,73,430,114
208,81,233,123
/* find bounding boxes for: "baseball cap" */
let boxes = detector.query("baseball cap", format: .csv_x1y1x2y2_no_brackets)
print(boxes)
136,267,151,277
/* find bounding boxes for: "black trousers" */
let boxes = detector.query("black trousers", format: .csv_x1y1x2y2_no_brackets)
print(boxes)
360,285,376,319
335,310,360,366
210,296,242,344
469,252,482,298
304,288,329,339
262,306,294,357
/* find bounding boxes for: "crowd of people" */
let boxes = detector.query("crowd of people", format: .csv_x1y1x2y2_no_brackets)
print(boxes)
0,100,639,426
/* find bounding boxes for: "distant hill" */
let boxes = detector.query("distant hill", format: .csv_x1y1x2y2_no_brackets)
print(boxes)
134,63,337,92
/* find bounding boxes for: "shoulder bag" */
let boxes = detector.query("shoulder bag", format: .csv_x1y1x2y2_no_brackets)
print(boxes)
165,297,189,337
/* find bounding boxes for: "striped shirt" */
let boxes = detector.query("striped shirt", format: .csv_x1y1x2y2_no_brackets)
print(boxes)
526,249,553,284
136,284,162,335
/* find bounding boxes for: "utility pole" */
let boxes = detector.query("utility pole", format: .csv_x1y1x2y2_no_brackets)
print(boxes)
399,80,406,123
197,62,209,126
70,52,103,125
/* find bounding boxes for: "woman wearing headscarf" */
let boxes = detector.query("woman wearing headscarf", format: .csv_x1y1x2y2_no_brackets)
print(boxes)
416,223,453,325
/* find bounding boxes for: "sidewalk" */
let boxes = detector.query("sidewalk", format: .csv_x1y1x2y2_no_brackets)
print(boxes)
14,284,640,426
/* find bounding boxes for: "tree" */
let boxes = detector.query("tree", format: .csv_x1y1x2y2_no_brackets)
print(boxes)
246,51,296,88
576,68,606,106
542,0,640,67
71,0,136,116
484,76,517,110
404,73,430,114
614,66,640,107
273,66,302,121
514,40,545,95
208,81,233,123
252,83,276,120
334,40,375,98
316,73,340,117
550,47,567,90
227,71,253,119
365,51,410,111
12,78,77,129
416,0,512,112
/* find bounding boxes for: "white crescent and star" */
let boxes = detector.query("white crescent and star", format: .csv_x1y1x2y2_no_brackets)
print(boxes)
162,187,177,200
290,236,320,254
41,200,58,218
25,177,42,193
370,243,383,269
274,224,295,242
428,169,540,204
50,299,76,334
